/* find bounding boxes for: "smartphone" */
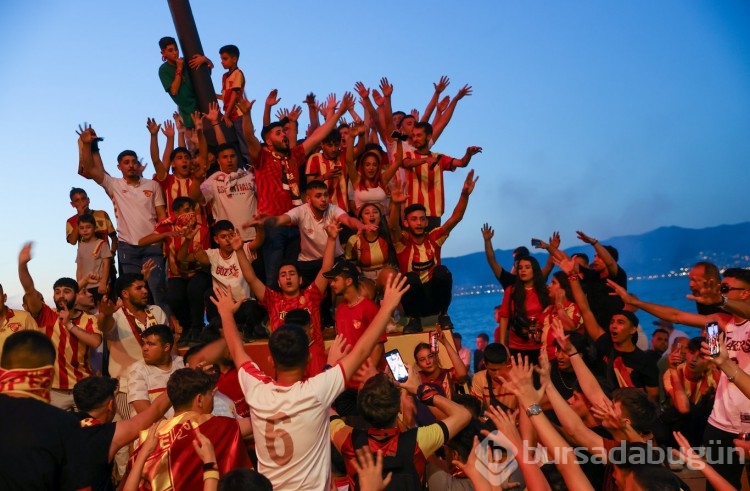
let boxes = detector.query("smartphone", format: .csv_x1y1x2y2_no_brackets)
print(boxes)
706,321,720,357
531,239,542,247
385,349,409,383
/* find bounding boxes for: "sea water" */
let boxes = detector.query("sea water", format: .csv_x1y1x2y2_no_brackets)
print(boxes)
448,275,701,351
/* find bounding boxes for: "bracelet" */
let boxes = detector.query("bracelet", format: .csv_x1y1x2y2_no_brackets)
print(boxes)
202,462,217,471
211,122,219,126
591,239,599,245
203,470,220,481
568,275,579,282
728,365,741,382
568,351,581,357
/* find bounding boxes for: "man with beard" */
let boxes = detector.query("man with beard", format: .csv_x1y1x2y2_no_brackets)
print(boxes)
390,170,478,333
101,273,167,420
17,243,102,409
238,92,355,286
401,122,481,231
78,125,168,308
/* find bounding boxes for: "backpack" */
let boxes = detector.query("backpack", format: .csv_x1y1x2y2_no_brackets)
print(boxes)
350,427,424,491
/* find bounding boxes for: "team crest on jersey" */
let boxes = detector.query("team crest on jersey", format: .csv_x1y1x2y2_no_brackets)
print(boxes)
5,322,21,333
143,190,153,198
299,297,306,306
353,320,362,330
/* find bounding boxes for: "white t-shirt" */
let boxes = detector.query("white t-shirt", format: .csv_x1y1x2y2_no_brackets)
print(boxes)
200,170,257,241
126,357,184,418
205,247,252,301
349,182,389,214
238,361,346,491
285,203,346,261
708,319,750,433
101,175,165,245
106,305,168,387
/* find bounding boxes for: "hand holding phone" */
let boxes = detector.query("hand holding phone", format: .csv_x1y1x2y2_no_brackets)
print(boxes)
706,321,720,358
385,349,409,383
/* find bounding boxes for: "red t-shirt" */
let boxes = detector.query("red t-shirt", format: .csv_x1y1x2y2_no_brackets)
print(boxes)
261,283,325,352
254,145,306,217
216,367,250,419
336,298,386,389
498,286,544,351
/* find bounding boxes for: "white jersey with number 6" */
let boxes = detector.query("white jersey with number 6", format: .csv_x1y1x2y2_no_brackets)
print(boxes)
238,361,346,490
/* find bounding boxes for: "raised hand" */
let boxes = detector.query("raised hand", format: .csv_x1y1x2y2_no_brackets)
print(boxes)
390,174,409,204
410,108,419,120
354,81,370,99
576,230,597,245
686,276,723,305
146,118,160,135
380,273,410,313
189,111,203,132
188,54,210,70
455,84,473,100
480,223,494,241
606,279,637,305
395,363,420,395
288,104,303,121
141,258,156,282
265,89,281,107
379,77,393,97
371,89,384,107
551,319,574,354
434,75,450,94
461,169,478,196
352,448,392,491
76,122,97,144
162,119,175,138
209,285,241,315
549,231,561,250
484,406,522,446
275,107,290,120
537,351,552,388
590,398,626,432
303,92,317,107
236,98,255,116
554,256,578,276
173,112,185,132
465,146,482,157
325,218,342,239
327,334,352,366
141,423,161,456
230,228,243,251
18,242,33,265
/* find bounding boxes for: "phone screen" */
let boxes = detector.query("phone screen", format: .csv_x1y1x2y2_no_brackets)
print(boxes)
385,350,409,383
706,321,720,357
531,239,541,247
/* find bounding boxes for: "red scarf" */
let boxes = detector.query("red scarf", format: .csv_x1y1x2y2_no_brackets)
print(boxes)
0,365,54,403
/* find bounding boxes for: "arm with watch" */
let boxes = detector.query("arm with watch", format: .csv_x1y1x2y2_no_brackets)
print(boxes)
687,276,750,320
500,355,596,490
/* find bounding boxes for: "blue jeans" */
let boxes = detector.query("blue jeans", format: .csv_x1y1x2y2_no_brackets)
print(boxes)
117,242,167,311
262,225,300,288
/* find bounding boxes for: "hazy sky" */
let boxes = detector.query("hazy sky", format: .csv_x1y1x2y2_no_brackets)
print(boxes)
0,0,748,302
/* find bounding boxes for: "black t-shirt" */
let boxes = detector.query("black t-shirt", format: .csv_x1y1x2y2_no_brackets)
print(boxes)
497,269,516,289
581,266,627,331
594,334,659,392
71,413,117,491
0,395,87,491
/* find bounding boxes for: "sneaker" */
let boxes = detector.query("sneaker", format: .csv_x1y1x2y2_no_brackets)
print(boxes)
437,314,454,330
403,317,423,334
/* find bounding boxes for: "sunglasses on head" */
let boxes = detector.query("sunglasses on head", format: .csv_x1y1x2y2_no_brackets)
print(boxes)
720,284,745,294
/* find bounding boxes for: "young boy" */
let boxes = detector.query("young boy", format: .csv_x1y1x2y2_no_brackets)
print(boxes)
158,36,213,150
178,220,265,333
76,213,112,295
217,44,250,166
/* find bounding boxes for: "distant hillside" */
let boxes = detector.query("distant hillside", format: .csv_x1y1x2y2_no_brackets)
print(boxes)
444,222,750,289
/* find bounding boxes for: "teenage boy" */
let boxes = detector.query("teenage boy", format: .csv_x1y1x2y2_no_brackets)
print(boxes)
210,269,409,491
178,220,264,330
233,220,340,372
305,129,350,213
216,44,250,166
0,283,38,355
390,170,478,333
18,243,102,409
126,325,184,418
76,213,112,296
158,36,213,147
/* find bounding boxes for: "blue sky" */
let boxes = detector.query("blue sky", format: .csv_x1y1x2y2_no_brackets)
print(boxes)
0,1,748,303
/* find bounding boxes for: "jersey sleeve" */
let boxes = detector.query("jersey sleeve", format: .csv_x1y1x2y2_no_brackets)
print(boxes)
305,154,321,176
126,364,150,404
152,182,166,208
309,364,346,407
284,206,301,225
429,226,449,246
416,423,447,458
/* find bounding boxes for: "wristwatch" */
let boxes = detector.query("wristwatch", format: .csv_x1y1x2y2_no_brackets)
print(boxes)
525,403,543,417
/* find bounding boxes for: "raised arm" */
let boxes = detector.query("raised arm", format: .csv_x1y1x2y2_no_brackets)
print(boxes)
313,221,341,294
432,84,472,143
481,224,504,280
231,230,267,303
263,89,280,128
421,76,450,123
303,92,320,132
111,392,170,461
607,279,710,328
380,137,402,187
378,78,395,138
18,242,44,317
576,231,619,277
687,277,750,320
556,258,606,340
146,118,168,180
77,124,106,184
437,326,468,383
237,98,261,162
210,287,252,371
302,92,354,155
388,174,407,244
441,170,478,235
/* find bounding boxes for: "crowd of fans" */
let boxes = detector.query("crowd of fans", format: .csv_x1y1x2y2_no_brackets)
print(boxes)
1,35,750,491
